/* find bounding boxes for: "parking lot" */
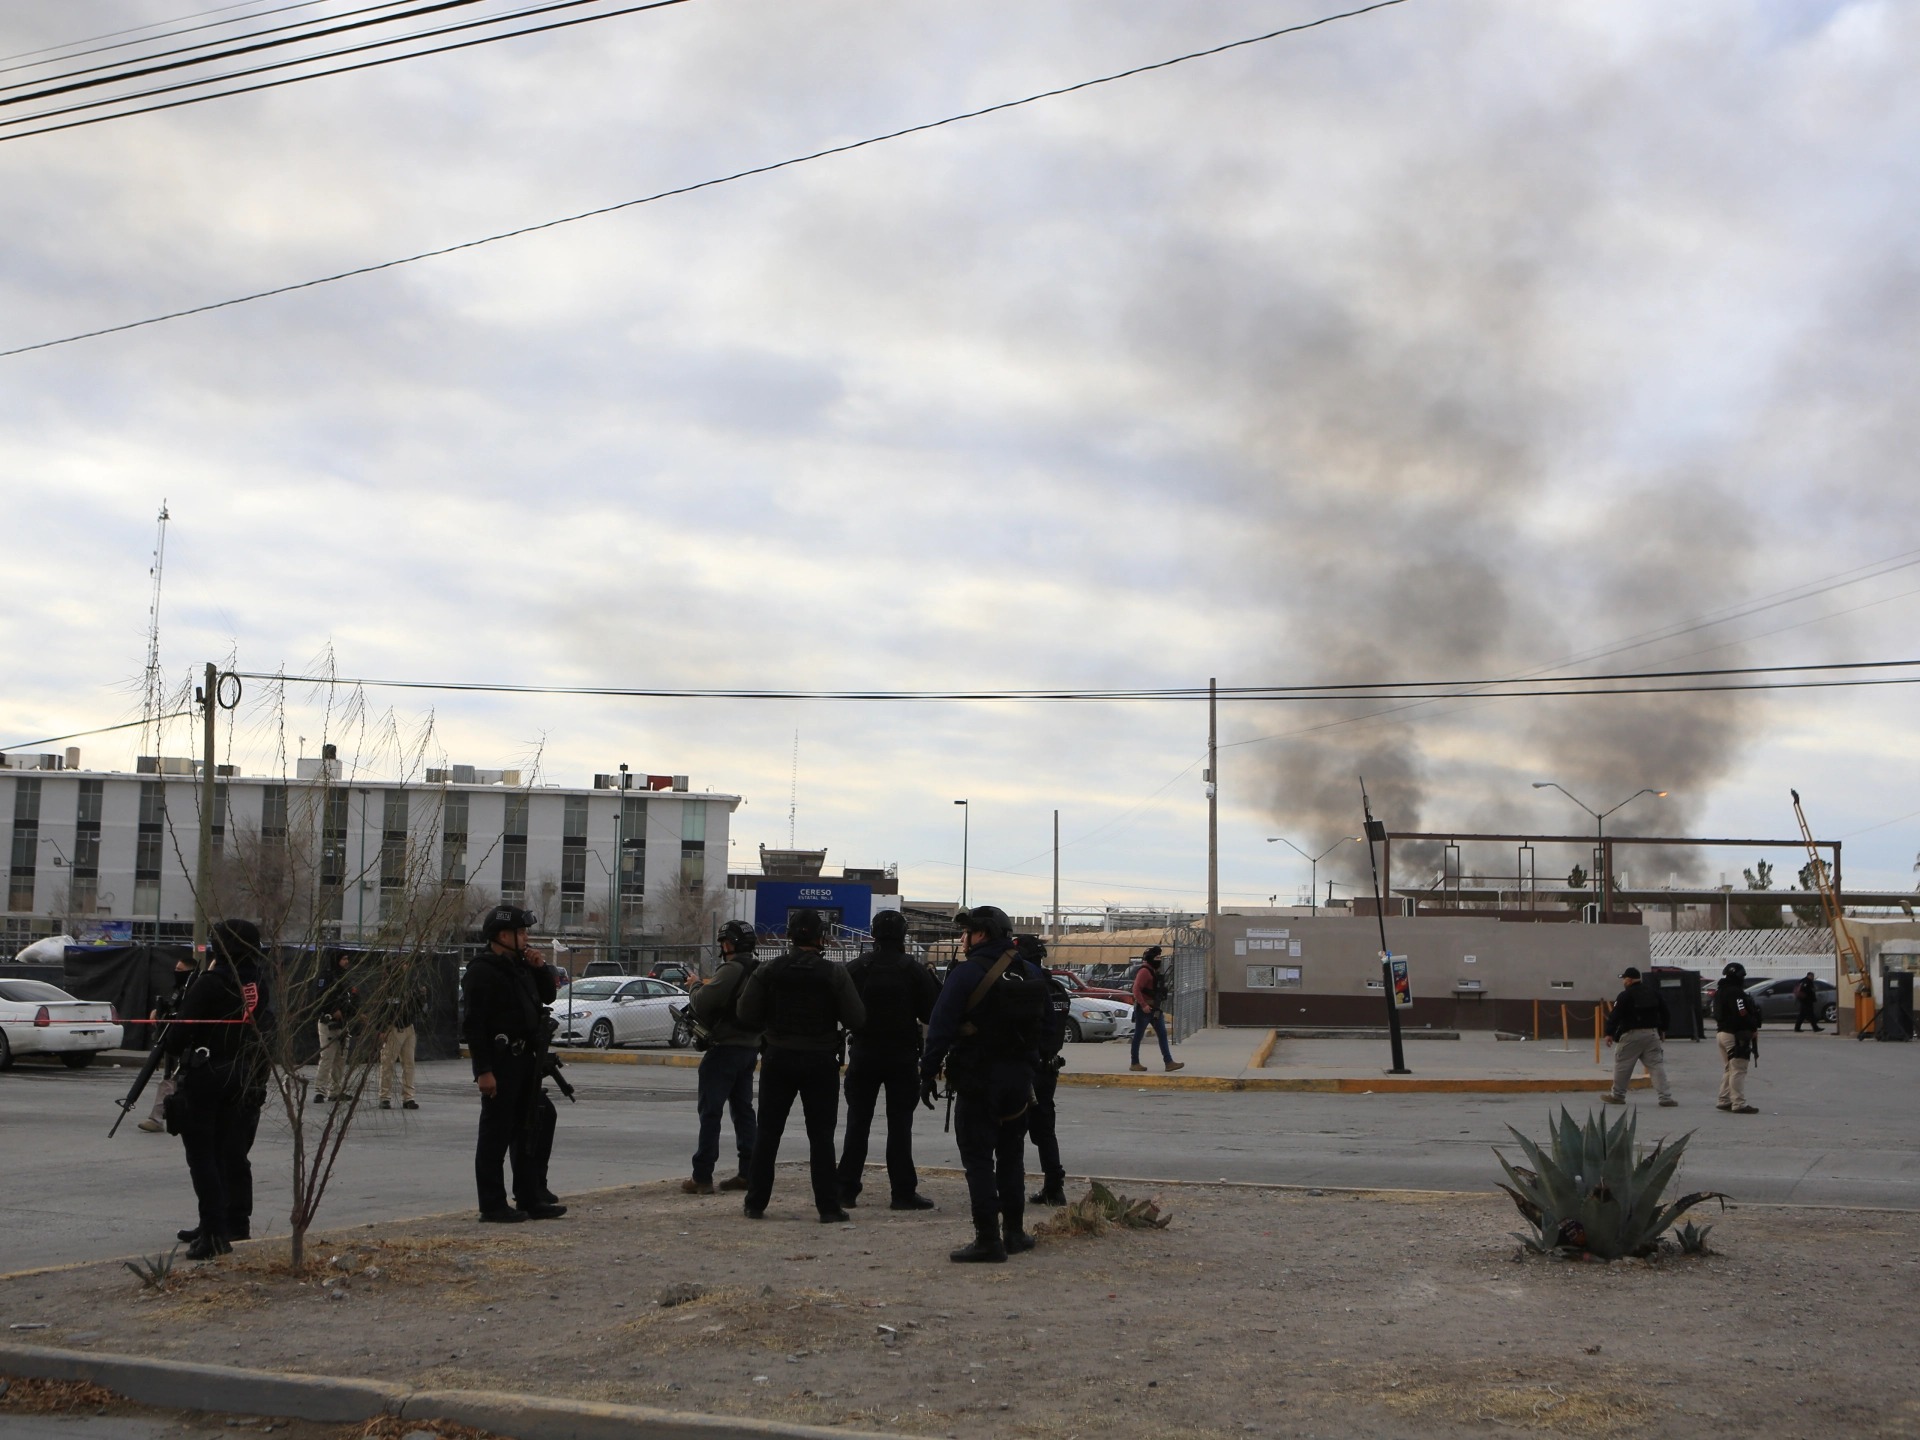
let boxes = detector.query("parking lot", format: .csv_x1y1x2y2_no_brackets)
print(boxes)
2,1025,1915,1275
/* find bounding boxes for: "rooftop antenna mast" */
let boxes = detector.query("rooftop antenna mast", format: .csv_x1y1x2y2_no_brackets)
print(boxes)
788,730,798,847
142,502,170,755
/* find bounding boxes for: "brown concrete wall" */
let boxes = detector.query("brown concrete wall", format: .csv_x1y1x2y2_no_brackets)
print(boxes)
1215,914,1651,1032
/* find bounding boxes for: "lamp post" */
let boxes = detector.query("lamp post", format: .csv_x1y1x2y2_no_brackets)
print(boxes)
953,799,969,909
1267,836,1361,915
1531,783,1668,919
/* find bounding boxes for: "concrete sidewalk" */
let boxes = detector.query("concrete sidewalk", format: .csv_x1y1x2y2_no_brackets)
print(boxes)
1050,1025,1647,1093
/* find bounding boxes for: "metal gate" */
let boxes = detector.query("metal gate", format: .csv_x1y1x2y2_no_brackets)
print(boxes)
1169,924,1210,1041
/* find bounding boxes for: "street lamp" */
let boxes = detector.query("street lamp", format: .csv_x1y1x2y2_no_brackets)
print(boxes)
1530,783,1668,919
1267,836,1361,915
953,800,969,909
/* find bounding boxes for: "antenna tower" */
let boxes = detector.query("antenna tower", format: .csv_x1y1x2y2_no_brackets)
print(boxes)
143,502,170,753
788,730,798,848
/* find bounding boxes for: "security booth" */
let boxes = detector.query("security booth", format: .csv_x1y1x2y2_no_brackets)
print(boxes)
1649,966,1704,1041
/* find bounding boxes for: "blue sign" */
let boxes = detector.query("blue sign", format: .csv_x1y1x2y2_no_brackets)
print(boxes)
753,880,874,936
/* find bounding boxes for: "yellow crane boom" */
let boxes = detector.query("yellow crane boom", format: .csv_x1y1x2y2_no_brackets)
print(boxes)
1790,788,1874,1034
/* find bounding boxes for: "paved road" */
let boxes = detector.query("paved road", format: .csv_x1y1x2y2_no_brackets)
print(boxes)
2,1028,1914,1274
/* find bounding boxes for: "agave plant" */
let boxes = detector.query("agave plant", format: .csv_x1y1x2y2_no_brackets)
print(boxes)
1495,1106,1727,1260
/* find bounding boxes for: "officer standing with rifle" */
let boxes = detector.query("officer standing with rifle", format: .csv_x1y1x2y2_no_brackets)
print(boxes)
682,919,763,1195
311,950,359,1104
135,952,196,1133
176,921,275,1248
162,927,252,1260
736,908,865,1222
1019,933,1072,1209
835,908,939,1211
462,905,569,1223
921,905,1053,1263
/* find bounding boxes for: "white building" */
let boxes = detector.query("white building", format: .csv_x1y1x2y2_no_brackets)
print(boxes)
1,748,738,956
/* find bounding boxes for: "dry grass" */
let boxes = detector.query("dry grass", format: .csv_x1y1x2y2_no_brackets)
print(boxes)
0,1377,120,1414
357,1417,501,1440
616,1283,887,1358
1379,1368,1654,1436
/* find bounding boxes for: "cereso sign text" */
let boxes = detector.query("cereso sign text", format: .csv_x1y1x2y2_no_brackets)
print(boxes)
753,880,874,936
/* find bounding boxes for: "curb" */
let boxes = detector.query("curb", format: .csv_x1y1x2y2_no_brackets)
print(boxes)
0,1343,914,1440
1051,1071,1649,1094
464,1046,701,1069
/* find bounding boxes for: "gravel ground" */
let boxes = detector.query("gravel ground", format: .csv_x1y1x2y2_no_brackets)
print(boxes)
4,1170,1918,1440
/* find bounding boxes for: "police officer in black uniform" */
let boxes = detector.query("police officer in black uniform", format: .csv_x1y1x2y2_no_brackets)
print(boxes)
164,933,251,1260
1019,933,1072,1209
921,904,1055,1263
835,908,940,1211
736,908,866,1222
461,904,568,1223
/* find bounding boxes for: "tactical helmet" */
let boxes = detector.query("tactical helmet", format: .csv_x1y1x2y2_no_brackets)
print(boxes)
718,919,758,954
1142,944,1164,964
871,909,908,949
1014,932,1048,963
1720,961,1747,983
210,919,263,967
482,904,538,941
787,908,826,947
959,904,1012,943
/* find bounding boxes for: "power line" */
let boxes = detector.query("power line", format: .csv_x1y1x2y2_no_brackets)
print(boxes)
0,0,1412,358
0,0,477,94
0,711,196,753
231,656,1920,703
0,0,686,130
0,1,332,72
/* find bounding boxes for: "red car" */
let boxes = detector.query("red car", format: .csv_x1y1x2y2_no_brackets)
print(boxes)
1050,969,1134,1006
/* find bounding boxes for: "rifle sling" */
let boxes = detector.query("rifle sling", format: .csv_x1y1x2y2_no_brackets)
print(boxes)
958,951,1016,1037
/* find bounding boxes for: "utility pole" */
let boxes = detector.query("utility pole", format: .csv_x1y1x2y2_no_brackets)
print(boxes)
1051,809,1060,944
192,661,216,957
1205,677,1219,1029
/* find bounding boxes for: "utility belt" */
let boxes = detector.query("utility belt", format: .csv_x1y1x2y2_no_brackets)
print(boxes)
491,1034,539,1057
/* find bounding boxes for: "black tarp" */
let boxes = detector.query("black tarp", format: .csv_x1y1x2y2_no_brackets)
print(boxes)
60,944,186,1048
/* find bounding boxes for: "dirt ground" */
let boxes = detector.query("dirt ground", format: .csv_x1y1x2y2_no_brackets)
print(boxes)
4,1170,1919,1440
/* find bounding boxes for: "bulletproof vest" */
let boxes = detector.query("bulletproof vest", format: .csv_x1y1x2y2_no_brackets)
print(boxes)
969,960,1048,1056
765,951,838,1040
1149,963,1170,1005
853,951,922,1047
1628,985,1663,1028
1038,973,1072,1059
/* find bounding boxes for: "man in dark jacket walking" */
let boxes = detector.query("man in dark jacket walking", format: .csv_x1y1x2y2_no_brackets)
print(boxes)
461,905,568,1223
1794,972,1825,1032
1602,966,1676,1107
1714,962,1762,1114
736,909,866,1222
922,904,1051,1263
1128,946,1184,1073
683,920,762,1195
836,908,939,1211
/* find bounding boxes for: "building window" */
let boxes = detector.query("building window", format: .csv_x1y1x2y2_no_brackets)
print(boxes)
134,781,164,915
559,795,587,926
441,791,469,887
1246,965,1302,989
320,787,348,922
71,778,103,915
618,796,646,912
380,789,409,895
500,794,528,901
8,776,41,912
210,782,229,858
260,786,287,845
679,800,707,891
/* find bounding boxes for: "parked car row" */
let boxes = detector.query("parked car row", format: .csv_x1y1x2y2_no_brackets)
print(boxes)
0,979,124,1070
1699,974,1838,1027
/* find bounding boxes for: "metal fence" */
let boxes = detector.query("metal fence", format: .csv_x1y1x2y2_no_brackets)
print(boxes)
1168,924,1210,1042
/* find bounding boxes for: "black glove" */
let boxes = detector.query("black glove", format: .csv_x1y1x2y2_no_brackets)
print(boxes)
919,1075,940,1111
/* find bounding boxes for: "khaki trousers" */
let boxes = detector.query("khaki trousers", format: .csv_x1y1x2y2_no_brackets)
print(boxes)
379,1025,417,1102
1611,1029,1672,1101
1716,1031,1750,1107
316,1022,350,1096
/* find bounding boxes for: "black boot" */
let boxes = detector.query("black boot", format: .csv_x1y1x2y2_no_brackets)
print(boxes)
176,1226,200,1243
1028,1179,1067,1207
1003,1211,1036,1254
950,1217,1007,1264
185,1231,232,1261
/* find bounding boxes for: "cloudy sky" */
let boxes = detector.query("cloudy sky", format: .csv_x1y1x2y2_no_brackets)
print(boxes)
2,0,1917,917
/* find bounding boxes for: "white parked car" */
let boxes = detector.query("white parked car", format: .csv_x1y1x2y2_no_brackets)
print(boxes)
550,976,692,1050
0,979,123,1069
1064,995,1131,1044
